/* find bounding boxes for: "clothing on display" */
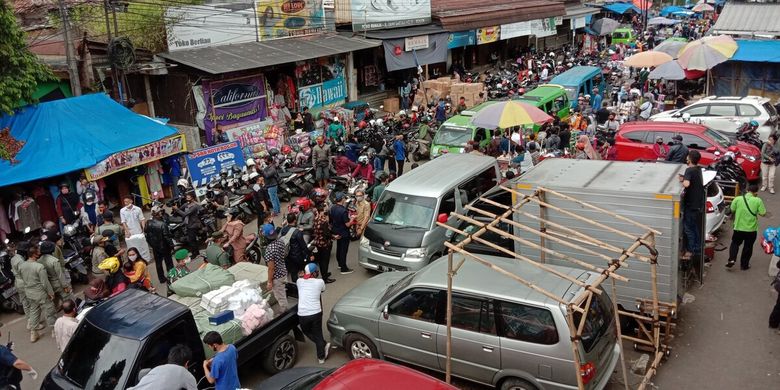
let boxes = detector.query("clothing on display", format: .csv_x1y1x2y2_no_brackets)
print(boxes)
12,197,41,232
32,186,58,223
146,161,164,199
0,201,10,241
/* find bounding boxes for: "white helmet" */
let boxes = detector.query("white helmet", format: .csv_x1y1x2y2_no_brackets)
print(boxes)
248,172,260,180
376,119,384,126
398,110,406,116
369,119,376,126
358,155,369,164
411,106,418,112
177,178,190,189
681,113,691,122
246,158,256,166
333,117,340,122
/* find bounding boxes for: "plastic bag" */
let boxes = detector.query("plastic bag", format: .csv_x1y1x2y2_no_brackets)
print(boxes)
762,238,774,255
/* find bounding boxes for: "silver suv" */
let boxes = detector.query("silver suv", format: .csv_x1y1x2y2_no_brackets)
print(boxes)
651,95,778,140
327,255,620,390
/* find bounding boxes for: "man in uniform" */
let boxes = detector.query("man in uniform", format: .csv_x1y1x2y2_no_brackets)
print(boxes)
204,233,231,269
39,241,71,304
18,245,55,342
8,242,31,324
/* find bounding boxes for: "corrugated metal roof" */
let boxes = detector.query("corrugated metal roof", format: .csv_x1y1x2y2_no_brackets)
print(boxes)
362,24,447,40
711,2,780,36
158,33,381,74
431,0,566,32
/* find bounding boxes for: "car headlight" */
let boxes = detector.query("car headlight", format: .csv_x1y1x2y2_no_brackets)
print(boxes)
744,154,757,162
360,236,370,248
406,248,427,258
329,311,338,325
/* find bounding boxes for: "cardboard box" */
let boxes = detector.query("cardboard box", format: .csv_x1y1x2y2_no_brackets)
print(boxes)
422,79,437,89
426,88,442,102
437,77,452,85
451,83,467,95
465,82,484,93
382,97,399,113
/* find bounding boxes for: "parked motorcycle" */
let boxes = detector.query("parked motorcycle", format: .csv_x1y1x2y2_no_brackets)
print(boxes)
63,248,89,285
0,248,23,314
708,150,748,196
735,121,763,150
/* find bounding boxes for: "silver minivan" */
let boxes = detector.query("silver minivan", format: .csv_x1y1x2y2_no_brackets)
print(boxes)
359,153,500,272
328,254,621,390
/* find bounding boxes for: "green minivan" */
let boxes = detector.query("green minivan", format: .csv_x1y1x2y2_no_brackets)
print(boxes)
513,84,571,129
430,102,496,158
612,27,635,45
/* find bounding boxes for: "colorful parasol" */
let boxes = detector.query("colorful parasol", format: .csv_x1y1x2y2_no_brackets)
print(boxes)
624,50,674,68
469,101,552,129
654,40,687,58
692,3,714,12
677,35,737,71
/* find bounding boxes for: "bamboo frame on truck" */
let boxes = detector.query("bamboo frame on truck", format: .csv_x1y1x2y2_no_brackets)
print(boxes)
437,185,668,390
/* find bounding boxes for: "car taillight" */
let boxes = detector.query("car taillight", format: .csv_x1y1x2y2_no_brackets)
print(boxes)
580,362,596,385
706,201,715,213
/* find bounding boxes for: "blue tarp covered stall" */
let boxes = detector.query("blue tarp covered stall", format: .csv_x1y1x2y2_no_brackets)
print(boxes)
602,3,640,15
660,6,687,17
0,93,178,187
712,40,780,99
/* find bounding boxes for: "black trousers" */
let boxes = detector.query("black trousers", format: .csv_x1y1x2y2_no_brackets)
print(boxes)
396,159,405,176
314,244,332,278
386,158,396,174
185,227,199,255
286,259,303,282
152,246,174,282
728,230,757,269
299,312,326,359
770,293,780,328
336,237,350,271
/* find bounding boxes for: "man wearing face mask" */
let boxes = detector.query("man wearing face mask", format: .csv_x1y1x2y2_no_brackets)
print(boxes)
120,196,145,237
55,183,82,225
167,249,192,283
173,193,203,255
145,208,175,284
353,190,371,237
666,134,689,163
653,136,670,160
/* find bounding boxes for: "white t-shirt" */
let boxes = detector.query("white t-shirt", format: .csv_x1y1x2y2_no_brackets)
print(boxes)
120,205,145,236
296,277,325,317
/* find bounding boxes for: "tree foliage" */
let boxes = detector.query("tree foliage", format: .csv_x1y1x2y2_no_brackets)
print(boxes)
0,0,55,115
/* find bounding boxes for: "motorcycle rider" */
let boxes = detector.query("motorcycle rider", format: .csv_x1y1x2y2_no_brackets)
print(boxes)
19,245,55,342
345,134,362,163
666,134,689,163
8,241,31,323
295,198,315,243
90,235,110,276
145,207,175,284
172,192,203,255
334,147,357,177
351,155,375,186
327,116,345,144
96,211,122,248
39,240,71,303
279,213,310,282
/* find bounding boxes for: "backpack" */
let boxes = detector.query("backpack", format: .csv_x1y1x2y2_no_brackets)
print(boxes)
279,227,297,258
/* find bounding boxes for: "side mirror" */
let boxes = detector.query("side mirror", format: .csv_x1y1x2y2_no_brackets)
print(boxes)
382,305,389,320
437,213,449,224
706,146,716,153
672,113,681,118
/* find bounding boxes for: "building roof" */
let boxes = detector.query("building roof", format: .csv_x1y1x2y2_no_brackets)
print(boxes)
711,2,780,37
731,39,780,63
431,0,566,32
158,33,380,74
362,24,448,40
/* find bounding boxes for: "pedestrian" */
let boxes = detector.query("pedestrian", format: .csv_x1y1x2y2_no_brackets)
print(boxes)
125,247,153,290
354,190,371,237
263,157,282,216
311,203,334,284
97,211,122,247
280,213,310,282
393,134,407,176
591,87,603,110
145,207,174,284
76,175,99,203
302,106,314,132
726,183,767,270
296,263,330,364
204,234,232,269
327,116,345,144
666,134,688,163
39,240,71,302
53,299,78,351
222,209,248,263
173,192,203,255
80,192,99,233
166,251,191,284
371,172,389,203
329,192,354,275
128,344,197,390
263,224,289,312
249,172,270,231
120,195,146,237
18,245,55,342
0,327,37,389
760,134,777,194
312,136,331,188
296,198,315,243
679,151,705,261
96,201,108,226
202,331,240,390
55,183,82,225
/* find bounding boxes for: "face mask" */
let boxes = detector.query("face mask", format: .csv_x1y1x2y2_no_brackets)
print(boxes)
128,254,138,261
656,141,663,144
184,257,192,264
356,196,365,202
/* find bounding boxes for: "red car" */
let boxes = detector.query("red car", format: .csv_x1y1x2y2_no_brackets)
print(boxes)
259,359,458,390
614,122,762,180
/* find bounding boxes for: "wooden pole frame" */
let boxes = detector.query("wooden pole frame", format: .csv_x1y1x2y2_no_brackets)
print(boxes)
439,185,668,389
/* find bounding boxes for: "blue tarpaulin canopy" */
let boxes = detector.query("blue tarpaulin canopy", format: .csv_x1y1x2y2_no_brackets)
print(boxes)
602,3,640,15
0,93,177,186
732,40,780,63
660,6,687,16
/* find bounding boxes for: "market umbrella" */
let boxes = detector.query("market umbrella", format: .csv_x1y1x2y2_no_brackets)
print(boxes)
648,60,686,80
623,50,674,68
469,101,552,129
648,17,681,26
654,40,687,58
692,3,714,12
677,35,737,71
592,18,621,36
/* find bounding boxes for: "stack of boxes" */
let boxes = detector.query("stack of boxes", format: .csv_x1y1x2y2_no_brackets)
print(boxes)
451,82,486,108
417,78,485,109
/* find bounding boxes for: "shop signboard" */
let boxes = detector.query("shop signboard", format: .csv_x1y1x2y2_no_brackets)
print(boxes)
448,30,476,49
166,6,257,51
202,76,268,145
500,21,533,40
255,0,327,41
351,0,431,31
405,35,429,51
573,16,587,29
186,141,246,187
477,26,500,45
532,17,558,38
299,76,347,110
501,18,559,40
85,134,187,181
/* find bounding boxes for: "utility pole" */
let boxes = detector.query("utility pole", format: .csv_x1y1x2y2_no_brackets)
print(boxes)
103,0,119,100
58,0,82,96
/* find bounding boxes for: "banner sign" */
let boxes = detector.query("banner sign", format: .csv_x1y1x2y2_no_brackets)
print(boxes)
500,21,533,40
85,134,187,180
501,18,559,40
533,17,558,38
202,76,268,145
405,35,429,51
298,76,347,110
351,0,431,31
477,26,500,45
255,0,326,41
448,30,476,49
166,6,257,51
186,141,246,187
573,16,587,29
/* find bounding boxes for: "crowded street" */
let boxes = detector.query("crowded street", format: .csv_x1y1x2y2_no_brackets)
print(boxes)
3,0,780,389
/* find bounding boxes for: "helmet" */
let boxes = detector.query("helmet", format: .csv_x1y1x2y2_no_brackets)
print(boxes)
246,158,256,167
369,119,376,126
358,155,369,164
98,256,121,274
411,106,419,112
295,197,313,212
519,88,526,94
398,110,406,116
228,208,241,218
333,116,340,122
358,120,367,129
311,187,329,203
376,119,384,127
248,171,260,181
281,145,293,155
268,148,280,157
367,148,376,157
721,153,734,164
749,120,759,127
337,146,346,154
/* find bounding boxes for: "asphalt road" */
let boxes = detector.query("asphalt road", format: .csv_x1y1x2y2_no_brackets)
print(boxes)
7,184,780,390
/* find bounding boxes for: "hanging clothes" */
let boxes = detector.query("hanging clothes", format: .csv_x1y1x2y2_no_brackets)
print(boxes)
32,186,58,223
0,201,11,242
137,175,150,206
14,198,41,232
146,161,164,199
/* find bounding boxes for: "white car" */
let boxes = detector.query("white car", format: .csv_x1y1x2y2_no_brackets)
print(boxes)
703,170,726,235
651,96,778,140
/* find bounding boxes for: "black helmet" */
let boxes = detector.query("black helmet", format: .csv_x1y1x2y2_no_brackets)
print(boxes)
268,148,280,157
39,240,56,255
228,208,241,218
337,146,346,154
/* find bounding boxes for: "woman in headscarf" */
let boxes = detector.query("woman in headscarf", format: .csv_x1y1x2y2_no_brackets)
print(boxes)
577,135,601,160
222,209,249,263
124,247,152,291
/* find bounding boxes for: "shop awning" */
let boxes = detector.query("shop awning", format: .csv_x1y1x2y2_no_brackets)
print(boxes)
711,2,780,37
565,4,600,19
431,0,565,32
601,3,640,15
362,24,448,40
0,94,177,187
158,33,381,75
731,40,780,63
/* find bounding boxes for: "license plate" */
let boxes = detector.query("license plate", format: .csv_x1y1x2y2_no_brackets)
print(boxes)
3,287,16,299
378,265,396,272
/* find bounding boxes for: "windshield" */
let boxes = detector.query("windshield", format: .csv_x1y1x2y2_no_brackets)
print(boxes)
60,320,139,389
563,86,577,101
374,191,436,229
379,273,415,304
434,125,473,146
704,127,733,148
572,292,613,352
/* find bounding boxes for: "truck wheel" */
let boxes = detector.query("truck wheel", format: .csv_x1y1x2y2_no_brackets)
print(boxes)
500,377,538,390
344,333,378,360
263,334,297,374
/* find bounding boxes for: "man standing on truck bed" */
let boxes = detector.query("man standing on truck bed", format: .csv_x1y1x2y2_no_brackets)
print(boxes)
680,150,705,260
203,331,240,390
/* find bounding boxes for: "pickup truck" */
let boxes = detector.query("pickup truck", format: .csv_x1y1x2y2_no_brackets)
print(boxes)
42,288,302,389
